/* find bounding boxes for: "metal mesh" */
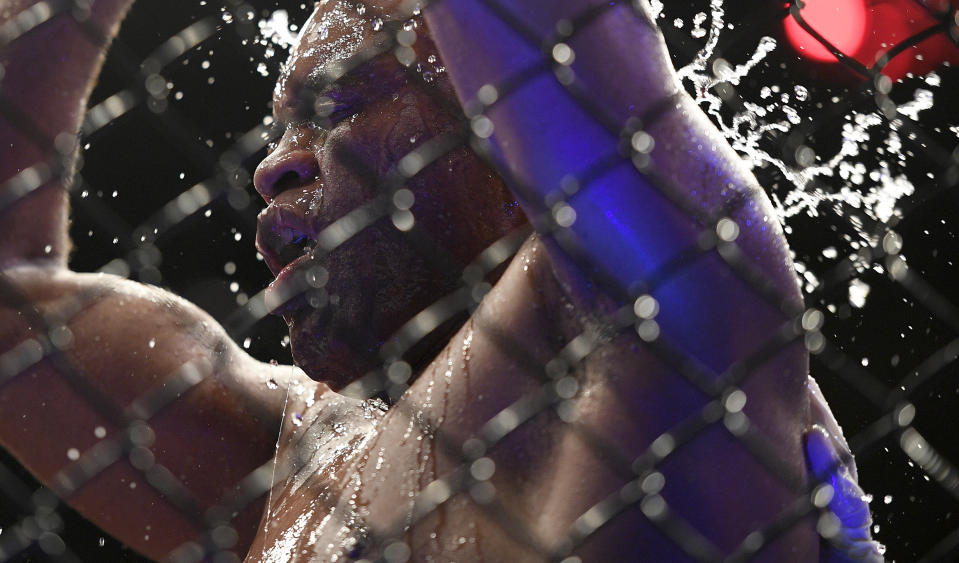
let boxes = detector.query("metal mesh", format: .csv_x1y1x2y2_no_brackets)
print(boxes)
1,0,958,561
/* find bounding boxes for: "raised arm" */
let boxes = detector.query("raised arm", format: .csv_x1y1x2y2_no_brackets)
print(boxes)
416,0,812,557
425,0,803,372
0,0,134,266
419,1,886,559
0,2,299,558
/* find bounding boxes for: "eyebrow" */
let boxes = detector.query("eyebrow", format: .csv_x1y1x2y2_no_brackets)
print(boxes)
271,75,345,130
276,42,411,132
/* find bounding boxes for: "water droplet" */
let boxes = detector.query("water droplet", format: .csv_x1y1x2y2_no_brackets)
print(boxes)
372,17,383,31
783,105,801,125
849,279,870,308
690,12,707,38
148,338,156,349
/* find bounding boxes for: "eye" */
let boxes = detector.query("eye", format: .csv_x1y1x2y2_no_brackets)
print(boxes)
311,94,361,129
314,95,339,117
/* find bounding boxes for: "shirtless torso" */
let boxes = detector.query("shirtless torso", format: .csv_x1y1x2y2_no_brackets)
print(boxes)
0,0,872,561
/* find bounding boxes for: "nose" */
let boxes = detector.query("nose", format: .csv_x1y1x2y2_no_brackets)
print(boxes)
254,136,321,202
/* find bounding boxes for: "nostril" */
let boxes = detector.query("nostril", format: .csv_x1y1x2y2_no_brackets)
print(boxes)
254,149,320,201
274,170,305,195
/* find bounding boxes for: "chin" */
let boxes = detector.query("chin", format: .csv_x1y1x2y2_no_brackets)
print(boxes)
282,224,462,390
289,329,373,390
288,304,470,393
284,281,379,390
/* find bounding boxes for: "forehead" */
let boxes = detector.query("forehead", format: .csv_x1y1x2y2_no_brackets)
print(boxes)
294,1,367,74
274,2,366,113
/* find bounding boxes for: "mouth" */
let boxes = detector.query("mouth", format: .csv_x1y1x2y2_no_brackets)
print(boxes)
277,231,315,271
257,205,325,314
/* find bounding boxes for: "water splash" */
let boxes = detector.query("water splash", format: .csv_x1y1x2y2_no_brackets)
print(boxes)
668,1,946,306
258,10,299,52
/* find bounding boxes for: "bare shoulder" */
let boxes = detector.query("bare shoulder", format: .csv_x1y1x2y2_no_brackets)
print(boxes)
0,261,308,559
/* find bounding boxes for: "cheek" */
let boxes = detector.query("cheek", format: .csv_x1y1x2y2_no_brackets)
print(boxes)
385,92,431,163
329,95,433,179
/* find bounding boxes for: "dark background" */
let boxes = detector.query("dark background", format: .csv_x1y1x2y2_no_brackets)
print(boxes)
1,0,958,561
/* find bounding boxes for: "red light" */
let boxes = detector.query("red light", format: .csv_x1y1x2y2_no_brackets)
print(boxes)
784,0,869,62
784,0,959,79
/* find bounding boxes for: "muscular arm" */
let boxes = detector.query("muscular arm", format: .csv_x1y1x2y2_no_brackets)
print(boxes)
0,0,133,265
413,0,816,557
0,265,299,559
425,0,803,369
0,2,298,558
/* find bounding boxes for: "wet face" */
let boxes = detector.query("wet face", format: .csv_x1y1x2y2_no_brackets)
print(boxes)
254,1,525,389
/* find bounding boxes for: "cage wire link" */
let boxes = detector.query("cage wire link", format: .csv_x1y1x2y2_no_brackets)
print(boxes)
0,0,958,561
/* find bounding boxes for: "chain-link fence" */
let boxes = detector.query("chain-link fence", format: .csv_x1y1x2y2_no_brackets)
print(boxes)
1,0,958,561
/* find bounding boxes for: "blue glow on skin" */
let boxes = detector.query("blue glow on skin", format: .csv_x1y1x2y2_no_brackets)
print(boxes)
430,0,793,376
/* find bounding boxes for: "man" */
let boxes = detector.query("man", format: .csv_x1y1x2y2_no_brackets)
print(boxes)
0,0,879,560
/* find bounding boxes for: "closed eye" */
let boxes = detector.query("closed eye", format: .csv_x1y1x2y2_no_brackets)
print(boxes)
310,94,361,129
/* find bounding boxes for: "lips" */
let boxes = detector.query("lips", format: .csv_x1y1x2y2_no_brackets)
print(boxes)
256,195,331,314
258,203,315,271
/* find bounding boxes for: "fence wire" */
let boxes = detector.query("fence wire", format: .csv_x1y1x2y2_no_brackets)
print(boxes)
1,0,958,561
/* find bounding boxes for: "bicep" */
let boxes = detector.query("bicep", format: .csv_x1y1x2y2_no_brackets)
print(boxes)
0,264,289,559
423,1,817,553
426,1,802,354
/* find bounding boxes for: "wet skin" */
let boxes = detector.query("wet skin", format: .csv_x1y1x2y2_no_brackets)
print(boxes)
0,0,840,560
254,2,526,390
246,2,819,561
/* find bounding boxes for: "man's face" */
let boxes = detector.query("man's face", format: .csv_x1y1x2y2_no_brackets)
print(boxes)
253,1,525,389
